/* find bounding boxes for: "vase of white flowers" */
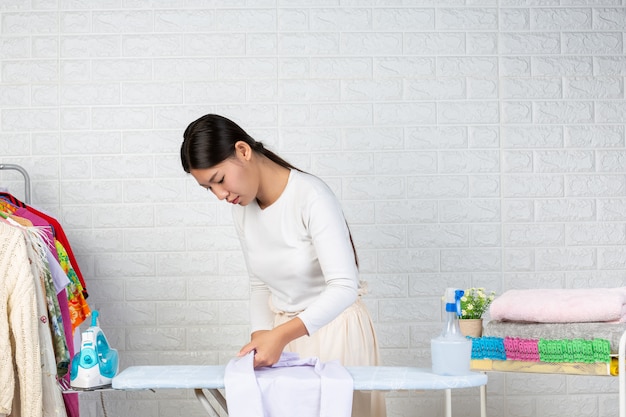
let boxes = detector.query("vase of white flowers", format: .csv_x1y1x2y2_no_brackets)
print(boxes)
458,287,496,338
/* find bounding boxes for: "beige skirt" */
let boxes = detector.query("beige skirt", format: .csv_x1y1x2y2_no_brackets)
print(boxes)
273,298,387,417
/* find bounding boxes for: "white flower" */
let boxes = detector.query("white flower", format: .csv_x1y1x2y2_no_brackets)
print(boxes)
459,287,497,319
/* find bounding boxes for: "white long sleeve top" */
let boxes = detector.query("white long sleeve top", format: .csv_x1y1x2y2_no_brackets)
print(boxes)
232,170,359,335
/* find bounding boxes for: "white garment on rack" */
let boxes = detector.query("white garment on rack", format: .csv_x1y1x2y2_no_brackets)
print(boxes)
224,352,353,417
0,222,42,417
43,246,70,295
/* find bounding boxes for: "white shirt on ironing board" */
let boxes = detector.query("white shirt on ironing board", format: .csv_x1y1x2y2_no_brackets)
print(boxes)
232,169,359,335
224,351,353,417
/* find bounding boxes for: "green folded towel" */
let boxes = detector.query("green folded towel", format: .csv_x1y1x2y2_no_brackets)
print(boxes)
538,338,610,363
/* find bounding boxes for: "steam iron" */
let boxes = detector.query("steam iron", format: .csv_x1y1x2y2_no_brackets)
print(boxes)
70,310,119,390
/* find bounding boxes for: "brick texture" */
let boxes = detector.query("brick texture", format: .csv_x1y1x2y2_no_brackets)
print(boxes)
0,1,624,417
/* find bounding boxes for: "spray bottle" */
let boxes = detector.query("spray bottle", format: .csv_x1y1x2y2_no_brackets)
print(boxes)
431,288,472,375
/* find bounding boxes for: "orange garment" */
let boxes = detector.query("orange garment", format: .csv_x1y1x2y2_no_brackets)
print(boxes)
0,200,17,214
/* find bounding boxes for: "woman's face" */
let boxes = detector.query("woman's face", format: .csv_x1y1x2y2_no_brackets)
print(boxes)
189,143,258,206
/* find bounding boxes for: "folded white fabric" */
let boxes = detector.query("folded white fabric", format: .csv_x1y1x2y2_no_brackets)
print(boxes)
489,287,626,323
224,351,353,417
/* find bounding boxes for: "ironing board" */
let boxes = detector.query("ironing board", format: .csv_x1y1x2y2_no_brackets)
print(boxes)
112,365,488,417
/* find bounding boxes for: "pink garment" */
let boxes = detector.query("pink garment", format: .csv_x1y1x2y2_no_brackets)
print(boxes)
14,208,56,259
490,287,626,323
224,352,353,417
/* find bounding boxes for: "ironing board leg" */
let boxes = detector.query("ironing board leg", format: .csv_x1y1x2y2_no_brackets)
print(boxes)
445,389,452,417
194,388,228,416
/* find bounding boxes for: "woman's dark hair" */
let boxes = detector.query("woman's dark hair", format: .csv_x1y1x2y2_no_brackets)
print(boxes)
181,114,298,173
181,113,359,267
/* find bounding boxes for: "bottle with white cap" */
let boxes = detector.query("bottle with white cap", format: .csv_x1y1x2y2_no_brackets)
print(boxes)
430,288,472,375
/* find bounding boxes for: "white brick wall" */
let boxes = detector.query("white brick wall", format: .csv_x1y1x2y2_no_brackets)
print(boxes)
0,1,624,416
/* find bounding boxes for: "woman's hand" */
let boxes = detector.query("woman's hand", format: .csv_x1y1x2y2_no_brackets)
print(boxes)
238,318,308,368
238,329,285,368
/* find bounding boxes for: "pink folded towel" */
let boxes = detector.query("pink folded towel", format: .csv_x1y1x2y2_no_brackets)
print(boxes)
489,287,626,323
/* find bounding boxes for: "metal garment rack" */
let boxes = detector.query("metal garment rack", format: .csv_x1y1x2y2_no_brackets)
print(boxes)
0,163,31,204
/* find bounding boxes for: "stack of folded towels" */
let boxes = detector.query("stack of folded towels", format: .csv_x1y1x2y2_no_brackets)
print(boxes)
469,287,626,363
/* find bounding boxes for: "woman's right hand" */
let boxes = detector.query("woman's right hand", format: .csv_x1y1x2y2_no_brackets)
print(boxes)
238,318,308,368
238,329,285,368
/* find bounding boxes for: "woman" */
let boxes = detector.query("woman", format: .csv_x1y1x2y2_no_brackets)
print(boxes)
181,114,386,417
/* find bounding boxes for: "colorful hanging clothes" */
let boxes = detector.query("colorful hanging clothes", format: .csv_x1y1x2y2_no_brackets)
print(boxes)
0,198,19,215
14,207,56,261
23,227,68,417
1,192,78,417
5,207,72,377
0,192,89,298
0,193,26,209
55,240,90,333
41,256,70,377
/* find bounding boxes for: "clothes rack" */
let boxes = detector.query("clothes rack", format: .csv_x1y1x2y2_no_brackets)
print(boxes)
1,179,90,417
0,163,31,204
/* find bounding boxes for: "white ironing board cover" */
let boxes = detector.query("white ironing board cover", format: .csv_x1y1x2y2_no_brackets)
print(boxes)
348,366,487,390
113,365,226,389
112,365,487,391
